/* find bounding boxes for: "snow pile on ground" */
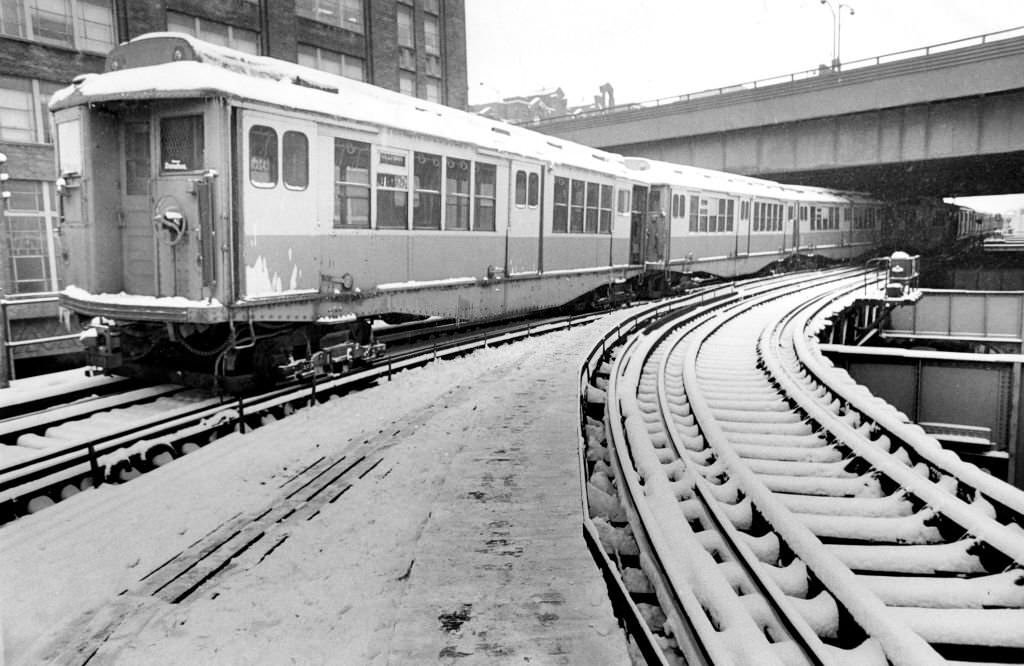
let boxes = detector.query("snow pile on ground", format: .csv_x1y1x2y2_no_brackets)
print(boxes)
1,318,634,664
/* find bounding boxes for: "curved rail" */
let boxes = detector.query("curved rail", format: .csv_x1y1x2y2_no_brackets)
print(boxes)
583,269,1024,663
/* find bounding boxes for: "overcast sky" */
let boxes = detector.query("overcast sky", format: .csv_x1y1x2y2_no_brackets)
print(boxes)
466,0,1024,106
465,1,1024,212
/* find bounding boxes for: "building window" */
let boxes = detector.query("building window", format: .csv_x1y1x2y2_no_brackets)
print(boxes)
296,0,364,34
445,158,470,230
397,4,414,48
413,152,441,229
423,77,441,103
283,131,308,190
553,176,568,233
333,138,370,228
423,0,439,14
0,0,109,50
77,0,113,52
160,115,204,172
167,11,259,54
425,54,442,77
423,14,440,55
297,43,365,81
399,71,415,97
0,76,34,142
4,180,58,293
0,76,62,144
248,125,278,187
474,163,496,231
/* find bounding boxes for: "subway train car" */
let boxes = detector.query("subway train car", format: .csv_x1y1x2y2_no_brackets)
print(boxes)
51,33,881,387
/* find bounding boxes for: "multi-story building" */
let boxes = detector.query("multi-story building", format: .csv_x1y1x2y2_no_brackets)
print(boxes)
0,0,467,375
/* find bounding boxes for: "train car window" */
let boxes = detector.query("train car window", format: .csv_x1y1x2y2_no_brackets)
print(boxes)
570,180,585,233
809,206,821,230
708,198,721,232
445,158,470,230
787,205,794,223
528,173,539,207
413,152,442,229
740,200,749,221
616,189,630,215
249,125,278,187
124,121,150,196
725,199,735,232
377,174,408,229
473,163,497,231
160,115,204,172
698,198,709,232
689,195,699,232
283,131,309,190
515,170,527,207
599,185,612,233
333,138,371,228
648,189,660,213
585,182,599,233
553,177,569,233
671,195,679,218
829,207,838,229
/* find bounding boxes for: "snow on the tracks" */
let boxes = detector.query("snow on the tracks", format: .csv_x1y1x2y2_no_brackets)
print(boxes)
0,319,633,664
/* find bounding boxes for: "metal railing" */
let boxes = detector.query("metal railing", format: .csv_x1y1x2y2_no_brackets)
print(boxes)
525,24,1024,126
0,292,80,387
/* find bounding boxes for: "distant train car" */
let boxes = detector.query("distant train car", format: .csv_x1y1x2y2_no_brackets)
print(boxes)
51,33,879,388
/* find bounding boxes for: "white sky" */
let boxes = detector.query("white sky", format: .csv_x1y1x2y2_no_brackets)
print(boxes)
466,1,1024,212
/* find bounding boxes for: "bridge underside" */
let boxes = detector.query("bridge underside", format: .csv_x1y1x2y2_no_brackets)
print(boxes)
762,150,1024,199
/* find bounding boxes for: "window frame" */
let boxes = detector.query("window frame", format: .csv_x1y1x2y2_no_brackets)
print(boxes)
159,114,205,174
248,124,278,188
0,0,115,54
333,136,372,229
473,162,497,232
413,151,442,230
444,156,471,231
282,130,309,191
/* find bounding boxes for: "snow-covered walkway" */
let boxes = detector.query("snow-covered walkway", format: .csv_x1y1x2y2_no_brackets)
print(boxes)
1,319,631,664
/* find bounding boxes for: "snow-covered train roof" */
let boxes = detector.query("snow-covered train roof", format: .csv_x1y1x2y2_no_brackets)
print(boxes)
624,157,877,205
50,33,633,178
50,33,879,205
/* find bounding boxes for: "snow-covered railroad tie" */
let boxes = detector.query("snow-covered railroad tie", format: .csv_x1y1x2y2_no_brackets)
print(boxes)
584,269,1024,664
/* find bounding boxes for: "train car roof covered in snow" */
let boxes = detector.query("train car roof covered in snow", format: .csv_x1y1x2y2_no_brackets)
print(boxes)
624,157,867,205
49,33,633,178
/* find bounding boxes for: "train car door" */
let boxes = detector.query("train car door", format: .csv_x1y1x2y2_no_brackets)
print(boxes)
150,106,211,299
788,204,799,251
629,185,647,264
119,114,156,295
645,186,669,265
507,160,542,274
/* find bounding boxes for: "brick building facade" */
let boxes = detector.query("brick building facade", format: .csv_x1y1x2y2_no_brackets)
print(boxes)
0,0,467,295
0,0,466,370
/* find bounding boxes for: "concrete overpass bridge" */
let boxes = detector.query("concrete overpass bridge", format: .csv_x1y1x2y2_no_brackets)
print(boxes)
530,27,1024,199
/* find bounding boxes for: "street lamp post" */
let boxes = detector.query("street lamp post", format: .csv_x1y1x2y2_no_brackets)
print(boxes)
820,0,855,70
